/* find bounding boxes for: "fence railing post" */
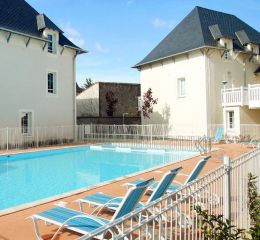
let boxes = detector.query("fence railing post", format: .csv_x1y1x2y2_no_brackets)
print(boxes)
224,155,231,223
150,125,153,146
36,127,39,148
6,127,9,151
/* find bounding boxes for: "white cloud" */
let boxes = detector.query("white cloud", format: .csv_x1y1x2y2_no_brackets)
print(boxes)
68,37,85,47
152,18,166,28
152,18,176,29
95,42,110,54
126,0,135,6
63,22,80,37
61,22,85,47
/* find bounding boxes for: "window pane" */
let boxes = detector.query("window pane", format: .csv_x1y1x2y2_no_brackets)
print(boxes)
47,73,56,94
21,112,32,135
178,78,186,97
227,111,234,129
47,34,53,53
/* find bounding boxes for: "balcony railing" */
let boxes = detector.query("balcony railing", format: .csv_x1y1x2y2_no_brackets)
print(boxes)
221,87,248,107
248,84,260,109
222,84,260,109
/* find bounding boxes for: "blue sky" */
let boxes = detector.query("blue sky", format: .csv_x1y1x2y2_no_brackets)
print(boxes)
29,0,260,87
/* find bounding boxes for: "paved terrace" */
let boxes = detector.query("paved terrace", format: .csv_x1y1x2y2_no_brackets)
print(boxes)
0,144,250,240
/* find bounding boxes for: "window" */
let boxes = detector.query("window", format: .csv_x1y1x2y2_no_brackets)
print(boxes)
227,111,234,129
223,43,231,60
177,78,186,97
48,72,57,94
47,33,57,54
47,34,53,53
21,112,32,135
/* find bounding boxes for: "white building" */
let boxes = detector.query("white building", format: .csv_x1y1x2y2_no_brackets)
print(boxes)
0,0,85,135
134,6,260,137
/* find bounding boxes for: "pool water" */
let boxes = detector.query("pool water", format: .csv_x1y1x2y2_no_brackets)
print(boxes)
0,146,197,210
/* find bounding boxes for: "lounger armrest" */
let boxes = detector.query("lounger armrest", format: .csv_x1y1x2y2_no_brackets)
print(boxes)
91,197,123,216
47,214,107,240
177,173,189,177
171,180,182,185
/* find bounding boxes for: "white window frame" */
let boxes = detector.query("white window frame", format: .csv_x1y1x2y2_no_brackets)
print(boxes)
227,110,235,130
223,42,232,60
47,34,54,53
177,77,186,98
47,33,57,54
47,71,58,96
19,110,33,136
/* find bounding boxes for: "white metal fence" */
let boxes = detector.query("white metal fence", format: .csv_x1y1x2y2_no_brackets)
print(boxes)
83,124,211,153
0,124,211,153
77,148,260,240
0,125,85,151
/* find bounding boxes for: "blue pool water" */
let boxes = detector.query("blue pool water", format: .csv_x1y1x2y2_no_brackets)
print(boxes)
0,146,197,210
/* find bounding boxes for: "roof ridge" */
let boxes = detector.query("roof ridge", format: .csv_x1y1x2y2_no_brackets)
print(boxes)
195,6,236,17
194,7,206,45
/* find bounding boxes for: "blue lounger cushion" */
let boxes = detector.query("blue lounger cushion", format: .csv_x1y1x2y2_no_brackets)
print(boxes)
34,207,109,234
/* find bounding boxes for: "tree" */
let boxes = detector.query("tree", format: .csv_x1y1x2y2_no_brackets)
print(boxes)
105,91,118,117
142,88,158,119
83,78,93,89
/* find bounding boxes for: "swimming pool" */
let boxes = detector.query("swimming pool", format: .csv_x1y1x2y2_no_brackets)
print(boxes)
0,145,198,211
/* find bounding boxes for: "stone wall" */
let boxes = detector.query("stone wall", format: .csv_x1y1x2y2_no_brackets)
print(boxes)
99,82,140,118
77,116,141,125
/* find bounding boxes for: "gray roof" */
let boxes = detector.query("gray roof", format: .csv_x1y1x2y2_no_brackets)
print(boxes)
255,66,260,74
135,6,260,67
0,0,85,52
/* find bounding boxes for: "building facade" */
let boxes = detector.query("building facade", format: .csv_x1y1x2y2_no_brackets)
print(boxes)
77,82,141,125
135,6,260,137
0,0,85,135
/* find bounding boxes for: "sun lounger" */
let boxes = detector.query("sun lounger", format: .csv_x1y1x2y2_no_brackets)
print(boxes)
125,156,211,194
31,178,153,240
77,167,182,213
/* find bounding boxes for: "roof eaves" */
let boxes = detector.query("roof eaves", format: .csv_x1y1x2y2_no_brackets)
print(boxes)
0,26,50,43
63,45,88,54
133,45,224,68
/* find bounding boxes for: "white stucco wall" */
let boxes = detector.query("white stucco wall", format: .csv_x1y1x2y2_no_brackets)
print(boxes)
206,49,260,135
0,31,76,128
140,50,207,136
76,84,100,117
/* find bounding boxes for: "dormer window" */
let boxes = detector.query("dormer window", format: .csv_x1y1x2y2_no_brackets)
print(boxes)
47,34,57,54
47,34,53,53
43,29,58,54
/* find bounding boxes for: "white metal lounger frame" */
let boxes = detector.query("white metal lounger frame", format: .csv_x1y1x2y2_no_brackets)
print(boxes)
31,213,108,240
31,179,152,240
78,167,181,214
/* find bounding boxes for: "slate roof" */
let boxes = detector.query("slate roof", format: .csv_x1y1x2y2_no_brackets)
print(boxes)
135,6,260,67
0,0,84,52
76,83,84,95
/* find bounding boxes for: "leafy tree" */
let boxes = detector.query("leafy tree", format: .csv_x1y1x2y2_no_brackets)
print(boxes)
142,88,158,119
105,91,118,117
194,206,245,240
83,78,93,89
247,173,260,239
